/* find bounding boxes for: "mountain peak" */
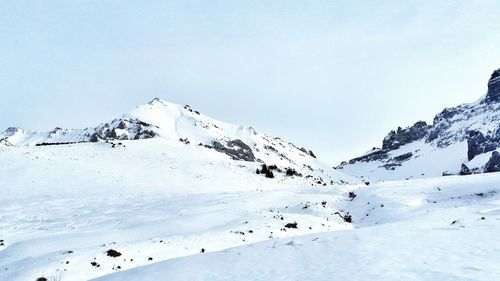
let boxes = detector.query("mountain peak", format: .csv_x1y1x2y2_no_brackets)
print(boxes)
148,97,169,106
486,68,500,103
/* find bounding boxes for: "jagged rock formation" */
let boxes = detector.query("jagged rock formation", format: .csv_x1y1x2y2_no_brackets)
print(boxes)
339,68,500,180
467,130,499,161
459,164,472,176
210,139,256,162
383,121,431,150
89,118,158,142
486,69,500,103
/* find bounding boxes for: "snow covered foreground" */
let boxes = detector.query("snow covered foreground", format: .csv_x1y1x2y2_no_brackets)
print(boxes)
1,140,500,280
95,173,500,281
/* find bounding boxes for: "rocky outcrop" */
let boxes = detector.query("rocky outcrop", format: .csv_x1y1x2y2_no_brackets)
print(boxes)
394,152,413,162
459,164,472,176
89,118,158,142
341,68,500,175
382,121,431,150
211,139,256,162
348,149,388,165
484,151,500,173
485,69,500,103
467,130,499,161
298,147,317,158
0,138,13,146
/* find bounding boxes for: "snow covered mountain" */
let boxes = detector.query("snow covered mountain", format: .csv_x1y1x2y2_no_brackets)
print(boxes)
0,98,354,185
0,99,358,281
2,85,500,281
338,68,500,181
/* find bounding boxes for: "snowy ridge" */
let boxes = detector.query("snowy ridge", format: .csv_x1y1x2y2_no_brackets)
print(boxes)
1,98,336,178
338,68,500,181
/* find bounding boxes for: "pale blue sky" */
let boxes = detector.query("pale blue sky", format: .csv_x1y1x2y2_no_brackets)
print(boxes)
1,0,500,163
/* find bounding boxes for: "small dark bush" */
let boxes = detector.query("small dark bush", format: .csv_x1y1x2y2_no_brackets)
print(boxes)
265,170,274,178
343,213,352,223
261,164,268,174
284,222,298,228
348,192,357,200
286,168,301,177
106,249,122,257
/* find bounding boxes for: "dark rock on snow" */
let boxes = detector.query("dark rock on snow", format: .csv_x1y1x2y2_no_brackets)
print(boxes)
459,164,472,176
394,152,413,162
484,151,500,173
382,121,431,150
467,130,498,161
211,139,256,162
485,68,500,103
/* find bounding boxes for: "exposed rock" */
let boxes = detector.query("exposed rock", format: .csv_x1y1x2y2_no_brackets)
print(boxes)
379,163,401,170
308,150,317,158
117,120,128,129
3,127,21,135
105,129,118,139
133,129,157,140
211,139,256,162
298,147,317,158
0,138,13,146
484,151,500,173
342,68,500,175
467,130,498,161
394,152,413,162
486,68,500,103
382,121,431,150
89,118,159,142
348,149,389,165
459,164,472,176
90,133,102,142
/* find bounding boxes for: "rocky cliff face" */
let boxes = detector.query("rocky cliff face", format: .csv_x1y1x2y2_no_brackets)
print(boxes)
486,69,500,103
339,68,500,180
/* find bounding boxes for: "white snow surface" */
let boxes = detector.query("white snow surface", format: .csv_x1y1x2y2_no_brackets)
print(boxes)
96,173,500,281
340,140,469,181
1,139,500,280
0,138,355,281
2,98,500,280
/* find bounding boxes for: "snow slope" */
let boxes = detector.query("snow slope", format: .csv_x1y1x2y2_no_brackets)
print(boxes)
338,69,500,181
95,173,500,281
2,137,499,280
0,98,326,177
0,138,356,281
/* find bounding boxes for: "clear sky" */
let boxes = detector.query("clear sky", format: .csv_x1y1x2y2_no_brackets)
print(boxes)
1,0,500,164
